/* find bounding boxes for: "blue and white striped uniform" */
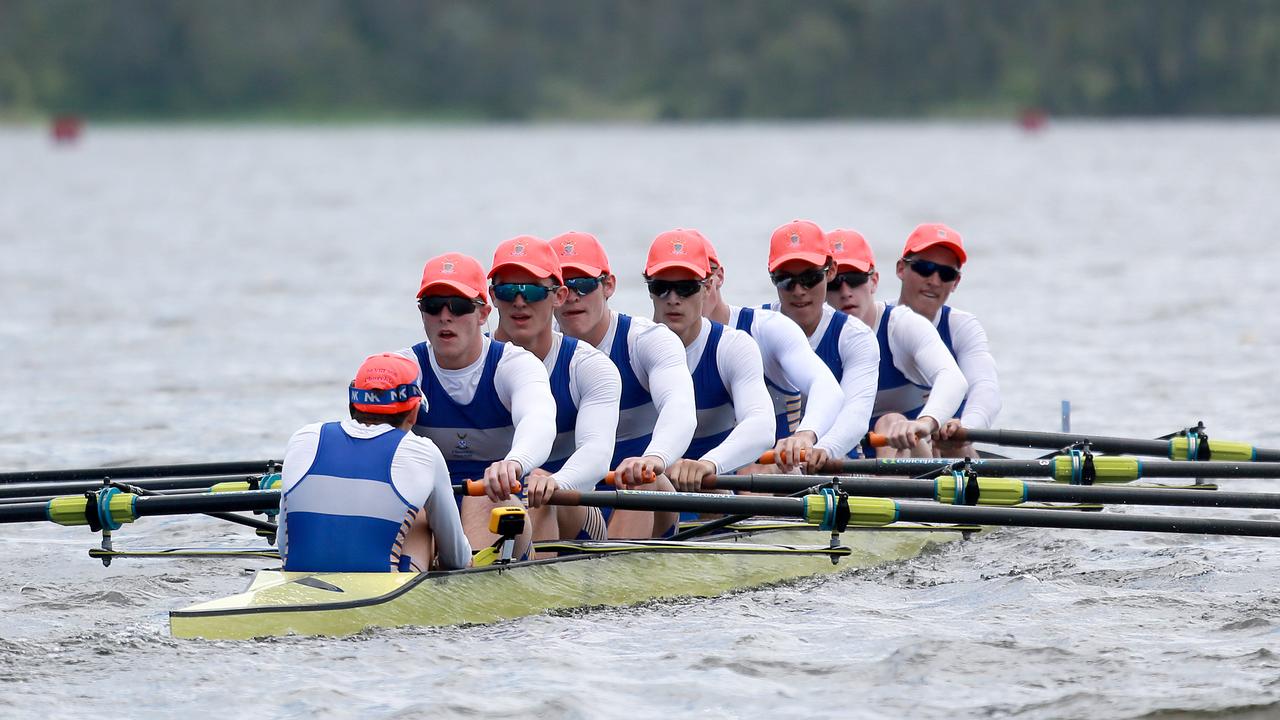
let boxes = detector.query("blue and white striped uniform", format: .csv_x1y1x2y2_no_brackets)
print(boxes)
278,420,470,572
734,306,804,440
679,319,774,473
873,304,930,422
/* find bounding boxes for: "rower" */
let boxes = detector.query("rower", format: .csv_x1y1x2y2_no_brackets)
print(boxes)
643,229,774,489
487,236,622,544
823,228,968,458
551,231,689,538
893,223,1001,457
278,353,471,572
399,252,553,559
759,220,880,460
697,231,845,471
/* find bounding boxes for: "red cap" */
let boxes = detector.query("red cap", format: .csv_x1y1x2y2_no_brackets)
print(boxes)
645,229,713,278
418,253,488,302
902,223,967,265
488,235,563,285
827,229,875,272
767,220,830,271
551,231,610,276
687,229,720,267
349,353,422,415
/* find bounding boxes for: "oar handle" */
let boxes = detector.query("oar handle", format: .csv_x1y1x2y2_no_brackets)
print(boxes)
457,479,523,496
603,469,658,486
757,433,887,465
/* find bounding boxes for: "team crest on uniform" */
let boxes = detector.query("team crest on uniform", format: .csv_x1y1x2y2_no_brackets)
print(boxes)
441,261,456,274
512,242,527,256
454,432,472,456
790,232,801,247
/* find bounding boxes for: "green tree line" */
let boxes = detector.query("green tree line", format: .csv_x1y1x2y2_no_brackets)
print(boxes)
3,0,1279,120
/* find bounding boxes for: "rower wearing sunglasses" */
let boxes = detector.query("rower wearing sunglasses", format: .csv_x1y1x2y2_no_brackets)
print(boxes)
486,236,622,545
893,223,1001,456
824,228,968,458
760,220,881,459
644,229,774,490
695,233,846,471
399,252,554,559
551,231,690,539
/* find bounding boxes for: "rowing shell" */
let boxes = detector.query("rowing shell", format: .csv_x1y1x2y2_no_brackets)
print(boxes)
170,523,969,640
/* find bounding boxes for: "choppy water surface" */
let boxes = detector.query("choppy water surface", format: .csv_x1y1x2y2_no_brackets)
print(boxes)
2,122,1280,719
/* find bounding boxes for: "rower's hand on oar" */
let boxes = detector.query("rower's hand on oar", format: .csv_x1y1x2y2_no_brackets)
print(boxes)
667,459,716,492
883,417,939,450
614,455,664,487
525,469,558,508
773,431,817,473
800,446,831,474
938,419,964,440
482,460,525,501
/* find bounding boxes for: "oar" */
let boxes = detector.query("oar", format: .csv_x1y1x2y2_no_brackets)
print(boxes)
549,489,1280,538
948,427,1280,462
0,460,282,484
0,473,277,501
0,482,502,528
704,474,1280,510
809,457,1280,482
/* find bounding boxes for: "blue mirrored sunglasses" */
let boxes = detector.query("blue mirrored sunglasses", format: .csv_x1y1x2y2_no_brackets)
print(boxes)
490,282,559,303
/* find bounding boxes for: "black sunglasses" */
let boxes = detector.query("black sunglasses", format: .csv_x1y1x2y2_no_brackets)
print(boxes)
906,259,961,283
490,283,559,303
829,271,873,291
770,266,828,291
564,275,607,296
418,295,484,316
646,278,707,298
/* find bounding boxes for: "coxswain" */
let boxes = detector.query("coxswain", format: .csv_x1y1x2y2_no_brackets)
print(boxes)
823,228,968,458
551,231,690,538
644,229,774,489
892,223,1001,456
696,232,845,471
487,236,621,543
278,353,471,572
758,220,881,459
400,252,555,558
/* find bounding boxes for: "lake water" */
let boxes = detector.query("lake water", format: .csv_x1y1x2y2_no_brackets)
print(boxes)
2,121,1279,718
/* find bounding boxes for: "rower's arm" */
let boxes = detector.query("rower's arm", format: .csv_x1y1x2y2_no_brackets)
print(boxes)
554,349,621,491
635,323,697,467
948,311,1001,429
704,331,775,474
763,312,843,438
495,346,557,476
397,436,471,570
814,322,879,457
893,308,967,428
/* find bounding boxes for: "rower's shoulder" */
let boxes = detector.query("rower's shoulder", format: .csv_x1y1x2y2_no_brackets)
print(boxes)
628,315,684,349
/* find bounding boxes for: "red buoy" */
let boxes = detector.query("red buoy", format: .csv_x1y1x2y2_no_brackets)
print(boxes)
51,115,84,144
1018,108,1048,133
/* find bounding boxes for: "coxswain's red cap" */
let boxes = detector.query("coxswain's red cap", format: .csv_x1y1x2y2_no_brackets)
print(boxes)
902,223,967,266
767,220,830,271
552,231,611,276
488,235,563,285
418,253,488,302
827,229,875,272
349,353,422,415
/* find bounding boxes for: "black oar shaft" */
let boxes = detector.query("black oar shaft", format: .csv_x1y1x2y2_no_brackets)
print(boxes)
0,460,280,484
954,428,1280,462
825,458,1280,479
552,489,806,517
713,474,1280,510
0,475,260,500
894,501,1280,537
